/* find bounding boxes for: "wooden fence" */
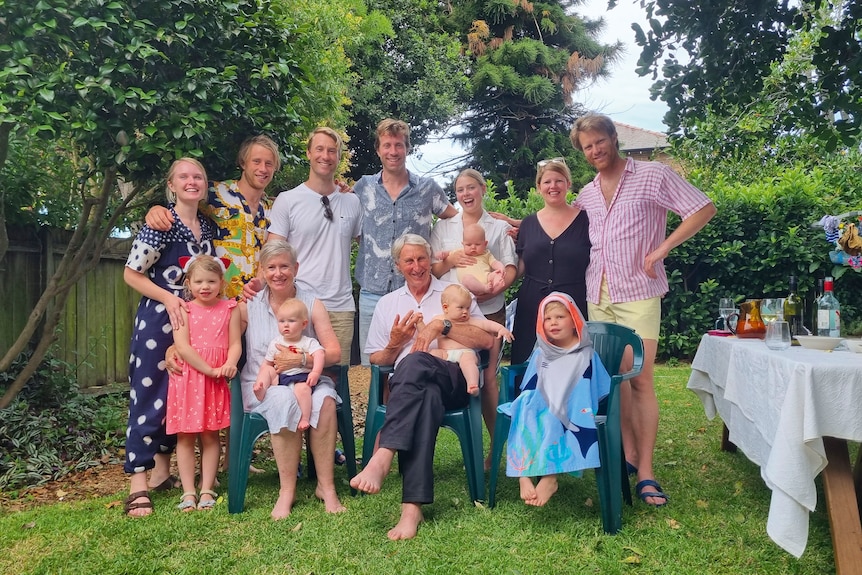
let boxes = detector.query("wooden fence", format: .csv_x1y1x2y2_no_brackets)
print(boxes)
1,226,138,392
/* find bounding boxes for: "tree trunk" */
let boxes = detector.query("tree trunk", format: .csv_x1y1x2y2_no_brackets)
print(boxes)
0,166,140,409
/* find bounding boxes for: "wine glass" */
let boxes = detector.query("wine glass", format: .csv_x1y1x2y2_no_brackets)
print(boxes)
718,297,735,331
761,298,784,324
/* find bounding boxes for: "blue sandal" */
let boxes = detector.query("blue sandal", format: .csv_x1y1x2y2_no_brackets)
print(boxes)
635,479,669,507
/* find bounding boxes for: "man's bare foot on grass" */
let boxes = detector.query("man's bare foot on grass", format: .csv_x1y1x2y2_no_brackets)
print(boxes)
271,490,295,520
388,503,423,540
519,476,537,503
315,485,347,513
349,449,393,494
249,464,265,474
531,475,558,507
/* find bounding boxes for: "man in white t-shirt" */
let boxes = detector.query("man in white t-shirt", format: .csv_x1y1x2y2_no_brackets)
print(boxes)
267,128,362,365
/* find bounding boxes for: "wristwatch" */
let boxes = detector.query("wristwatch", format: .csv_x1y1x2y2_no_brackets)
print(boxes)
441,319,452,336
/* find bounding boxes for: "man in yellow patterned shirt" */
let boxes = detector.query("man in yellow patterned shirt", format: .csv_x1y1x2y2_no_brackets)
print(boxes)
146,135,279,298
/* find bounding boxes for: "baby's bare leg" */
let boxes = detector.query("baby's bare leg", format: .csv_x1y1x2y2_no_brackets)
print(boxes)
294,381,312,431
460,274,490,295
458,352,481,395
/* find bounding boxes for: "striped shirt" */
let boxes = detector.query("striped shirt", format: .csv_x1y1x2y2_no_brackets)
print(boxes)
574,158,712,303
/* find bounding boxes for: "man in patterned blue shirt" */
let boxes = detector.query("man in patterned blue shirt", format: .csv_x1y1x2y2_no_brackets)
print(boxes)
354,119,457,365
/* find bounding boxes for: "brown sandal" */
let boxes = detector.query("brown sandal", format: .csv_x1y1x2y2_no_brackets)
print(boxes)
124,490,153,517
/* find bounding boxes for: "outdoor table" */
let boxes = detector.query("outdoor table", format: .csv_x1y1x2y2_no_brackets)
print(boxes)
687,334,862,573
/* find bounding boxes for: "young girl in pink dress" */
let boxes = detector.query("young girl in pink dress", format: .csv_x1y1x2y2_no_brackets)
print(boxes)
167,255,242,511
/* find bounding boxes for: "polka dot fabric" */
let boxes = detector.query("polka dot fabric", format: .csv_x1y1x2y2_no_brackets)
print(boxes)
124,207,215,474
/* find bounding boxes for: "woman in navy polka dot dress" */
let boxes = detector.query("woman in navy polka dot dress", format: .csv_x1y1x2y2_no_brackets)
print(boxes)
122,158,217,517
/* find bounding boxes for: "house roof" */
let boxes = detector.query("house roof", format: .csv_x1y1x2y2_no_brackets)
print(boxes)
614,122,669,152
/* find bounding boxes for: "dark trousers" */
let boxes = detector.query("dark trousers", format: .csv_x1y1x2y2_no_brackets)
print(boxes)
378,352,469,504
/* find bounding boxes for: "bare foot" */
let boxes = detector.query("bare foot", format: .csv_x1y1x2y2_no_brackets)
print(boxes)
387,503,423,540
271,490,295,521
349,451,392,494
532,476,558,507
297,419,310,431
315,486,347,513
249,464,265,474
519,477,537,503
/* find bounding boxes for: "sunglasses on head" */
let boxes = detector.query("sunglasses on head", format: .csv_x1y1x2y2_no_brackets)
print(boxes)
537,157,566,168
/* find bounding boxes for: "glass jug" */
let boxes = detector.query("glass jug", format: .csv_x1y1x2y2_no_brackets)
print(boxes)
728,299,766,339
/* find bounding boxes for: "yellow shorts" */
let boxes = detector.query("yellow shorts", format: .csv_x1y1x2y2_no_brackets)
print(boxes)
587,280,661,341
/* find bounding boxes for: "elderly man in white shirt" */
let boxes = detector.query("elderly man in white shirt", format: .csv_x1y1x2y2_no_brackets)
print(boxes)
350,234,494,540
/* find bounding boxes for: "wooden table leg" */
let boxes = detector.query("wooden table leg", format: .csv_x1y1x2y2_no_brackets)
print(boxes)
822,437,862,575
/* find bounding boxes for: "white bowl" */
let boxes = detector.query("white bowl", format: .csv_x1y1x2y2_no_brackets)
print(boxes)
844,339,862,353
795,335,842,351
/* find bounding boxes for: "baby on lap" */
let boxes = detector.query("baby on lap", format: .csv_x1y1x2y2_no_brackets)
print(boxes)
426,284,513,394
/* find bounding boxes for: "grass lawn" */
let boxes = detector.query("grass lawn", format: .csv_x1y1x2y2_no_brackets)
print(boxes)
0,365,835,574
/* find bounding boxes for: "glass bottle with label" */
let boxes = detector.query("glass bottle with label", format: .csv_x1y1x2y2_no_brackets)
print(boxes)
817,276,840,337
810,278,824,335
783,276,802,338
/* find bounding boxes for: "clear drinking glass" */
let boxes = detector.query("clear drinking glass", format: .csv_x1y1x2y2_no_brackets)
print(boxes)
764,320,792,350
761,298,785,324
718,297,735,330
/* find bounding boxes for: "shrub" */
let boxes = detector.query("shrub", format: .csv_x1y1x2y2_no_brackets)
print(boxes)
0,350,126,491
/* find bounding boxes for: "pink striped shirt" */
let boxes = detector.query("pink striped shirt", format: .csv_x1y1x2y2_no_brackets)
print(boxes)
574,157,712,303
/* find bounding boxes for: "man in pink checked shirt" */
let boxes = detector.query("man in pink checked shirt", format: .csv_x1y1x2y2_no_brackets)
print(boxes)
571,114,716,508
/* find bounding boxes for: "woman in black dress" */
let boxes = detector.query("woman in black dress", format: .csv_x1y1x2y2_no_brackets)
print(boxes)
510,159,590,364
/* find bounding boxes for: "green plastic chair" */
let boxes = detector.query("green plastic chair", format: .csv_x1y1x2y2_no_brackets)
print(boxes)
361,361,486,503
487,321,644,534
228,364,357,513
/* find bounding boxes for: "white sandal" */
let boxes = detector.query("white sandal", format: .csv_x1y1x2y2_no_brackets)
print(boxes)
197,489,218,510
177,492,197,512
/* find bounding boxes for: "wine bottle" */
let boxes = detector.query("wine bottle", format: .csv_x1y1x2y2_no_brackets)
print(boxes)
817,276,840,337
784,276,802,338
810,278,823,334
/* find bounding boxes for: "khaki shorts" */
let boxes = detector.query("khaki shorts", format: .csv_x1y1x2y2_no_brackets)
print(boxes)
327,310,355,366
587,280,661,341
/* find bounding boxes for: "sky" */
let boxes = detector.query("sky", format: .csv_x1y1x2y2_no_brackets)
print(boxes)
407,0,670,178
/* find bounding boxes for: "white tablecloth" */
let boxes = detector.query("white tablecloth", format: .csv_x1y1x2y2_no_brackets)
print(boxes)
688,335,862,557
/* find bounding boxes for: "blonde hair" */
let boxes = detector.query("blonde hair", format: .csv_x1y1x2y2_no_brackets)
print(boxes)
535,160,572,188
259,240,297,268
182,255,225,300
375,118,411,153
166,158,208,204
570,114,619,151
441,284,472,306
455,168,486,191
307,127,344,159
277,298,309,321
463,223,487,243
543,300,570,316
237,134,281,173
